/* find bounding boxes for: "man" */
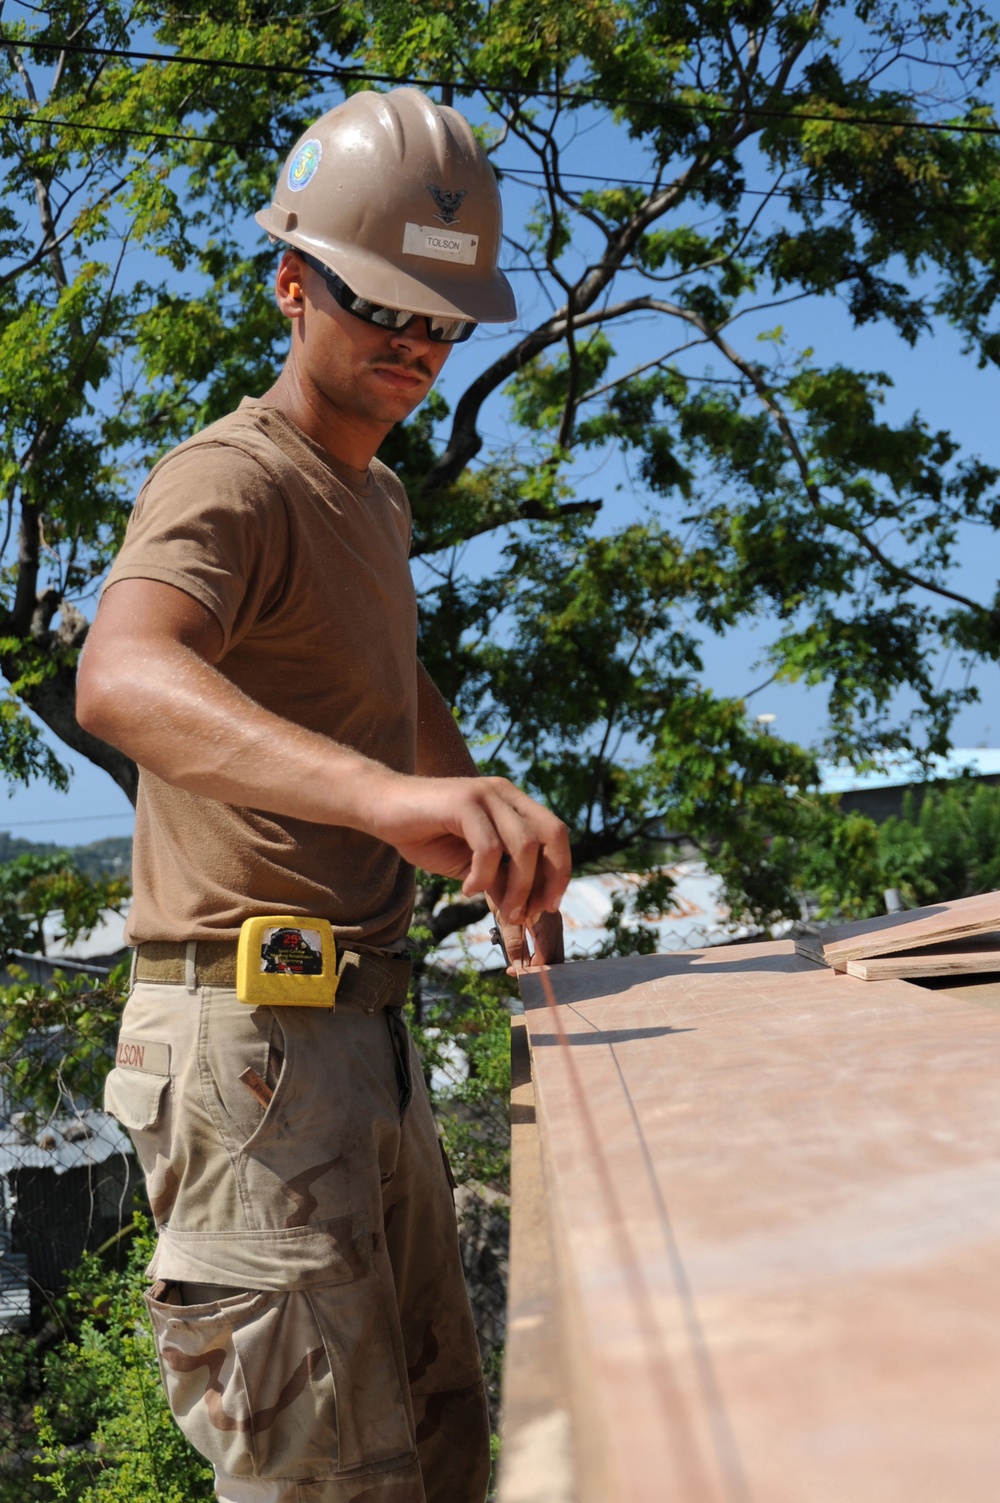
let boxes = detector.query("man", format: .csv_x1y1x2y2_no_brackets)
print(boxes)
77,87,570,1503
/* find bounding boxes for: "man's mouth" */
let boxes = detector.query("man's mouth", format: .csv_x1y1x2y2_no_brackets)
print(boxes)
371,360,432,386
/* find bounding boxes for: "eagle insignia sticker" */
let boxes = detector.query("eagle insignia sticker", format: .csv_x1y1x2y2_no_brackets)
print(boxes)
427,184,467,225
288,139,322,193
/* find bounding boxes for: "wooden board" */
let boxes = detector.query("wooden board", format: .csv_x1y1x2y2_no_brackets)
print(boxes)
794,888,1000,966
499,1017,577,1503
846,934,1000,980
519,941,1000,1503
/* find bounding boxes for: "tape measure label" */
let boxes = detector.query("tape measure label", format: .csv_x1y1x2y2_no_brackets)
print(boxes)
259,925,324,975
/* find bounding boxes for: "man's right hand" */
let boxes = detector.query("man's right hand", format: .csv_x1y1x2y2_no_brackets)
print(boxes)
367,772,571,926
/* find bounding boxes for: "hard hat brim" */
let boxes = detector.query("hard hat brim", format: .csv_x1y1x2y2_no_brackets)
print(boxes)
256,209,517,325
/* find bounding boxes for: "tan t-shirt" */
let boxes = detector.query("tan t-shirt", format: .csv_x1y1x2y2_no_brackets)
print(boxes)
105,399,418,947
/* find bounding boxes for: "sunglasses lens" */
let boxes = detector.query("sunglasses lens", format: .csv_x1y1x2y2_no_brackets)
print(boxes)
355,299,412,331
427,317,476,344
301,254,476,342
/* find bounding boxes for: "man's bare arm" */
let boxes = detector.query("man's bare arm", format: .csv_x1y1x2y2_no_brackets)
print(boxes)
76,579,570,925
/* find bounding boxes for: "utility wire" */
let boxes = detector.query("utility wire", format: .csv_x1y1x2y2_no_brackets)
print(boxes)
0,812,133,828
5,32,344,81
505,163,851,205
3,31,1000,138
0,106,250,147
0,107,992,222
1,107,988,221
0,106,989,221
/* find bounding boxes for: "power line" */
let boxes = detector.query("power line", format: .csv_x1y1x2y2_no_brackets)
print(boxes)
505,163,851,205
0,812,133,829
0,107,255,148
4,32,346,82
3,31,999,139
0,108,984,220
505,165,988,216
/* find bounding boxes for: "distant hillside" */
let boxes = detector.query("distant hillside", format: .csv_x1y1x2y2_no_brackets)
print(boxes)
68,836,133,879
0,830,132,880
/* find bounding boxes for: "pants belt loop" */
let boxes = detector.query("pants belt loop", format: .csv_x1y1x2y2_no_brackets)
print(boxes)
128,947,138,990
184,941,198,993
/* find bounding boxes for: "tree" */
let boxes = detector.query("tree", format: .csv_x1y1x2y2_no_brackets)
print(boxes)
3,1,1000,930
0,851,128,959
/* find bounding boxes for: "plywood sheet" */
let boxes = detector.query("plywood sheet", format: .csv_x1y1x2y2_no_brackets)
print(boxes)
846,934,1000,980
520,944,1000,1503
795,888,1000,966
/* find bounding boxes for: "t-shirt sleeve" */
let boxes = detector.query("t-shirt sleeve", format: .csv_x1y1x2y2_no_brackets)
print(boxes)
370,458,413,554
104,442,290,653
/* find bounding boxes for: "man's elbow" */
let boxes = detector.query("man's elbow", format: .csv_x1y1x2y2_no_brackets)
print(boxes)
75,648,128,747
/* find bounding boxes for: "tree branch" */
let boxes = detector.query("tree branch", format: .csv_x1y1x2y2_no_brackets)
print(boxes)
428,4,832,492
427,895,489,946
691,311,990,617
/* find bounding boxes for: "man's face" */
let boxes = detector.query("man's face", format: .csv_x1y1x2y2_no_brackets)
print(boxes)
292,256,452,434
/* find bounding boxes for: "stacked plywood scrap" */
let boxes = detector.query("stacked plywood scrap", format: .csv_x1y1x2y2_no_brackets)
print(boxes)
504,940,1000,1503
796,888,1000,979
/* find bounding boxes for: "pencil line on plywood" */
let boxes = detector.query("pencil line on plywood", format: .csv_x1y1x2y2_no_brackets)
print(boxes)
608,1041,753,1503
537,964,727,1501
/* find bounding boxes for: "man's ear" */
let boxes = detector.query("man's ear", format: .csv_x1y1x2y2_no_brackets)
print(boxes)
275,251,306,319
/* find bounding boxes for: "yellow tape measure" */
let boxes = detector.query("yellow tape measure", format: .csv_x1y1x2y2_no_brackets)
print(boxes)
236,916,340,1007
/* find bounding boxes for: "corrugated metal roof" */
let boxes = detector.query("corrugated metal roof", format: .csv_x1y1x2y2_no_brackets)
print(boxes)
0,1108,131,1178
819,747,1000,796
432,860,754,969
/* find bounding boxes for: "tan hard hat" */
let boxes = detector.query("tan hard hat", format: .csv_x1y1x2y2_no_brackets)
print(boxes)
255,88,516,325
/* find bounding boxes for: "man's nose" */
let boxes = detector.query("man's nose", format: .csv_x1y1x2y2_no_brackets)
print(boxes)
390,318,435,355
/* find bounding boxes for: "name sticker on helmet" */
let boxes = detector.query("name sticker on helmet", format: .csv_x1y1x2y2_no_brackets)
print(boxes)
287,138,322,193
402,223,479,266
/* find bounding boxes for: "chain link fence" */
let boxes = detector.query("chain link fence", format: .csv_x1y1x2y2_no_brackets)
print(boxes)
0,1005,141,1501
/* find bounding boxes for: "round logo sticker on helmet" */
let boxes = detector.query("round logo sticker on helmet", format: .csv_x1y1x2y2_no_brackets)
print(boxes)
287,138,322,193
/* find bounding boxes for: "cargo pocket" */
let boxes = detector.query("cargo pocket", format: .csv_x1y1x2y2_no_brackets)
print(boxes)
104,1066,169,1131
104,1065,176,1219
145,1282,340,1481
307,1275,414,1470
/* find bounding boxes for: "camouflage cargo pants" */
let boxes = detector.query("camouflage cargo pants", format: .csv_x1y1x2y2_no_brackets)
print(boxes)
103,975,491,1503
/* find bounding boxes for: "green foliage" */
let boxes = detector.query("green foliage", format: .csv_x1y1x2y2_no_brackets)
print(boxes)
0,1329,46,1503
596,890,662,958
406,953,512,1442
781,779,1000,922
879,780,1000,906
0,1214,213,1503
0,697,69,793
0,964,127,1131
408,959,512,1190
0,830,129,873
773,801,887,921
3,2,1000,922
0,847,130,1127
32,1219,215,1503
0,853,129,959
